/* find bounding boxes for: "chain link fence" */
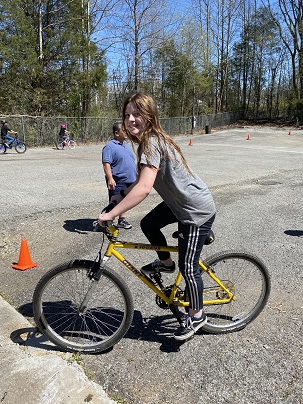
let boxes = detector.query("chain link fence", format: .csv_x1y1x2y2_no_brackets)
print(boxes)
0,112,239,147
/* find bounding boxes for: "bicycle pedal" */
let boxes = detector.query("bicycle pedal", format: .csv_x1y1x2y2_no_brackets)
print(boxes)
142,273,156,285
149,270,163,279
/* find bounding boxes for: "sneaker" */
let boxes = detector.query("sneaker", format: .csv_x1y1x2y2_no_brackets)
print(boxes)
116,217,132,229
141,259,175,275
174,312,207,341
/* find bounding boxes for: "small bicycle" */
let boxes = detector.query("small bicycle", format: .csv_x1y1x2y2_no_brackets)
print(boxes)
33,204,270,354
0,135,27,154
56,135,76,150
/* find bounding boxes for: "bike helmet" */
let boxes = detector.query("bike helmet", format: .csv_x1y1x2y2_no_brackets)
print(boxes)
61,124,66,129
1,120,6,124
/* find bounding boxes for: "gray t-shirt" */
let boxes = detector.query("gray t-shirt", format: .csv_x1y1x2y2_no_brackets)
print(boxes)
140,137,216,226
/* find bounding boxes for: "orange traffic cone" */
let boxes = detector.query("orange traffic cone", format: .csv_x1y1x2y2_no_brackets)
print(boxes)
12,238,38,271
246,134,251,140
189,138,193,146
288,130,292,135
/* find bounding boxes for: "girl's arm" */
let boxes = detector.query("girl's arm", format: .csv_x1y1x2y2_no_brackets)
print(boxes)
98,164,157,224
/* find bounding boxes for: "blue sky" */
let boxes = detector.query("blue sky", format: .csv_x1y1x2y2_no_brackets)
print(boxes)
100,0,192,76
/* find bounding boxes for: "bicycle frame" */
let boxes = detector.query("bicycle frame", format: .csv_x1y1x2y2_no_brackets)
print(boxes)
1,137,18,145
100,225,235,310
33,221,269,353
1,137,26,154
12,138,21,145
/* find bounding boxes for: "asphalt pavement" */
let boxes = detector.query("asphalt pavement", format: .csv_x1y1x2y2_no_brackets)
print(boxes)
1,126,302,403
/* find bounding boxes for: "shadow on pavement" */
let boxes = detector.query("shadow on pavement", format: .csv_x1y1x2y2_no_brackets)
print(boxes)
15,304,188,354
10,327,63,352
284,229,303,237
63,218,96,233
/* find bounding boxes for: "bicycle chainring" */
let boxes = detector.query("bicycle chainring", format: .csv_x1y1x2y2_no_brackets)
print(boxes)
155,285,183,309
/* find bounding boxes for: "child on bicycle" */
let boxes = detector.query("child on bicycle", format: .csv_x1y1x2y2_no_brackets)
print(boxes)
58,124,69,147
98,92,216,341
1,120,17,148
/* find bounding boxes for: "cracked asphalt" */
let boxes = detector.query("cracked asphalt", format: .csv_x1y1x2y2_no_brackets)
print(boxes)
1,126,302,403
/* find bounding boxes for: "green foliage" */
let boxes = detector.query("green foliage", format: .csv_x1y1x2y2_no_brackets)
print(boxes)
0,0,107,116
0,1,302,120
230,6,282,118
155,39,212,117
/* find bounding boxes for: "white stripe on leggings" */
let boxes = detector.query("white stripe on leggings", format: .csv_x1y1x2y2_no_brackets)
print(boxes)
184,225,200,310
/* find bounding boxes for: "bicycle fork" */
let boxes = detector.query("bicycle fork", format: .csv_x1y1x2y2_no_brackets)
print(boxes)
78,280,98,314
76,258,106,314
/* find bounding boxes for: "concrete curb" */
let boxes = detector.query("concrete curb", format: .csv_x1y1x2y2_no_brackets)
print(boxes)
0,296,115,404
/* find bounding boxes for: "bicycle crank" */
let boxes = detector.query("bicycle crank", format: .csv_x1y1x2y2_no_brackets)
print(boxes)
155,285,183,309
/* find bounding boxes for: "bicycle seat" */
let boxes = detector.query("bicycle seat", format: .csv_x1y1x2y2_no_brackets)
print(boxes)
172,229,215,245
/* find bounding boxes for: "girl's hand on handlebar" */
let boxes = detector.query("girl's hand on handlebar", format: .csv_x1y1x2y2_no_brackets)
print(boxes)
98,212,115,227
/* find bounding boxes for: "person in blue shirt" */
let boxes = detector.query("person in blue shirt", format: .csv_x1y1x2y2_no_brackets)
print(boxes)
102,121,137,229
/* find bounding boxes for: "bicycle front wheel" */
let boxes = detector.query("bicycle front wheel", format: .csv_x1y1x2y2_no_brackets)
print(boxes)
15,142,27,153
68,140,76,149
201,251,270,334
33,260,134,353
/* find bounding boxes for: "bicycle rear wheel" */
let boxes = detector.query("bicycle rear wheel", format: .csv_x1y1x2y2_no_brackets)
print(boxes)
33,260,134,353
200,251,270,333
14,142,26,153
56,140,64,150
0,143,6,154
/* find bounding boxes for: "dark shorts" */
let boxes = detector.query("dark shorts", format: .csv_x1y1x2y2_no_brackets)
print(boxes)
108,182,133,201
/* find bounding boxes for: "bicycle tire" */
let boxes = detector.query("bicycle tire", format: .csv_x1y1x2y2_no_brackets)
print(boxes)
188,251,270,334
33,260,134,353
68,140,76,149
14,142,27,153
57,140,64,150
0,143,6,154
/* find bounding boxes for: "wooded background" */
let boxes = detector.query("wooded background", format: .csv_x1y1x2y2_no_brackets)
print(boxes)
1,0,302,123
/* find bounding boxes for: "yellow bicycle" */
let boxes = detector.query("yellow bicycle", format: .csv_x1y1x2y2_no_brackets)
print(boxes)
33,206,270,353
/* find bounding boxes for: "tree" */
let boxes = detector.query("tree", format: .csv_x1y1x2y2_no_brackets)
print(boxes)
267,0,303,116
107,0,178,93
231,3,283,118
155,39,208,117
0,0,107,115
192,0,242,113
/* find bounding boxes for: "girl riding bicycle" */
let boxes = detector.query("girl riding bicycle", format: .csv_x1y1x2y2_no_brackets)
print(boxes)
58,124,69,148
98,92,216,341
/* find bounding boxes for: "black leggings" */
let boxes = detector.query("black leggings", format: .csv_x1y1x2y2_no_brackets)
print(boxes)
140,202,215,310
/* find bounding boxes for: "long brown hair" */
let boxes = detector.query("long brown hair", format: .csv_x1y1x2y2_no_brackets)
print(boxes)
122,92,192,175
